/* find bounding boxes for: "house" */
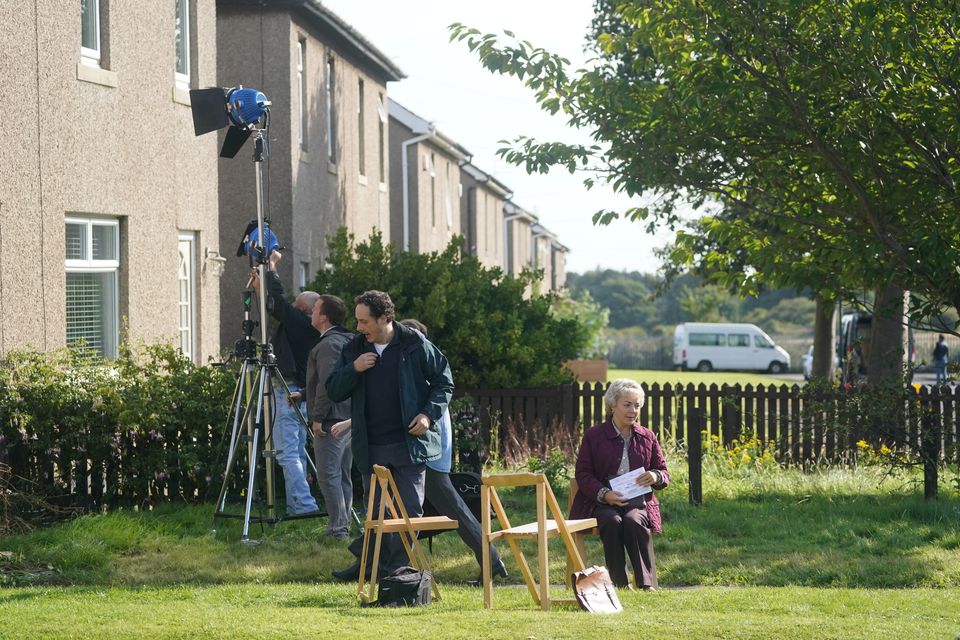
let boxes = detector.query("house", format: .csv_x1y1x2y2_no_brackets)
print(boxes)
531,223,569,292
460,163,512,270
216,0,403,346
503,201,537,278
2,1,221,362
387,99,471,256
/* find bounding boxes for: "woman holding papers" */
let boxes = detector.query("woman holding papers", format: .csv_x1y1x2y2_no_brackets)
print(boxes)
570,378,669,590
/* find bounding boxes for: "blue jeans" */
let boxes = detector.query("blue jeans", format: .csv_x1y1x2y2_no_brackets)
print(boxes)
935,359,948,385
273,385,318,515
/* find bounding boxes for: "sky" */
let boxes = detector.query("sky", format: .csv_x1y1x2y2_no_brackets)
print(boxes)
320,0,678,275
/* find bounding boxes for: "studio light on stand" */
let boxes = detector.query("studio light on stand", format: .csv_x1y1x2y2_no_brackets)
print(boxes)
191,86,321,543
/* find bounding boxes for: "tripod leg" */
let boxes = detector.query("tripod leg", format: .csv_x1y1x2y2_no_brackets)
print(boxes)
215,362,253,513
241,427,261,543
257,366,276,520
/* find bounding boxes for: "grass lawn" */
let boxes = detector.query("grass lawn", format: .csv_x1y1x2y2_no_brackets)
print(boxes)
1,463,958,638
609,368,797,387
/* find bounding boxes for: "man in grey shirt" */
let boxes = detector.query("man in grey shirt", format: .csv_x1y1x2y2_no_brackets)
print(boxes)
305,294,354,541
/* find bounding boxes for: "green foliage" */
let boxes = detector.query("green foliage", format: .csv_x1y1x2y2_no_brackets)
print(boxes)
452,4,960,326
308,228,587,387
550,290,612,359
701,432,780,477
524,449,571,489
0,344,233,508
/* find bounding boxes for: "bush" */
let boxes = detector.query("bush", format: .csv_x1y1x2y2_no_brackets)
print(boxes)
308,228,587,387
0,343,234,508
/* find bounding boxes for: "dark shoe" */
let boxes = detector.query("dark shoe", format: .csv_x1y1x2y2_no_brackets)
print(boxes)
467,559,508,587
332,562,361,582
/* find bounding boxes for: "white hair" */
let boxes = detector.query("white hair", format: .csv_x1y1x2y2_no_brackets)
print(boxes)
604,378,645,412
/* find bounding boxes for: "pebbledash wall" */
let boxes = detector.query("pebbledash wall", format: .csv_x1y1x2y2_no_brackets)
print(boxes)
0,1,222,362
216,0,403,348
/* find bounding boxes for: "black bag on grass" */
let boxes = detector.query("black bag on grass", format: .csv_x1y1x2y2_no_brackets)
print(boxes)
376,566,432,607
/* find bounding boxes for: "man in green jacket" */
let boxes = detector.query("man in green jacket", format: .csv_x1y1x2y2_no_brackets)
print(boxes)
326,290,453,577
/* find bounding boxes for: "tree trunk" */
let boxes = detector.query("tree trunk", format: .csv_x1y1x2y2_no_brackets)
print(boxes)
812,295,836,380
866,284,907,386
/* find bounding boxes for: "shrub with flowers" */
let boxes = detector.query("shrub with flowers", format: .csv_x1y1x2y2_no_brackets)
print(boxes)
701,432,781,476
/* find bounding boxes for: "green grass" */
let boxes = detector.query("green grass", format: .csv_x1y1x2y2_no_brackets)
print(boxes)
0,584,956,639
1,463,958,638
609,368,797,386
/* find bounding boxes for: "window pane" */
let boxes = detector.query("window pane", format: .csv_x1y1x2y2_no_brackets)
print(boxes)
175,0,190,77
66,223,87,260
81,0,99,53
92,224,117,260
177,238,195,360
66,271,116,358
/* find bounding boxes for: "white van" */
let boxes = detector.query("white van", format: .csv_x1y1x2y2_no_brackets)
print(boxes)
673,323,791,373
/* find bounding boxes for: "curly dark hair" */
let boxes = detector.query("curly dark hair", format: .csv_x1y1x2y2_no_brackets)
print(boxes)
354,290,395,321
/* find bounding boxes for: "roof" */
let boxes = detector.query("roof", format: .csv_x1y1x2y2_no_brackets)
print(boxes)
461,163,512,198
388,99,472,161
217,0,405,82
503,200,538,224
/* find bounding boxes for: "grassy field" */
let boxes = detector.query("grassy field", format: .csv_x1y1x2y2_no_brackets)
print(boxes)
608,368,797,386
1,462,958,638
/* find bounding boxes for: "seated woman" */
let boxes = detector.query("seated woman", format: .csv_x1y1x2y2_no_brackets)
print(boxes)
570,378,669,590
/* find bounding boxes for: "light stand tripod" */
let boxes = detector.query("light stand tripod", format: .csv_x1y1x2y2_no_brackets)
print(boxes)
212,126,324,543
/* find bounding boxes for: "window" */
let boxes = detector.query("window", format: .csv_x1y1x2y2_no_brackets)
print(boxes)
429,153,436,228
81,0,101,66
325,56,337,163
174,0,190,88
357,79,365,176
177,233,197,362
689,333,725,346
377,93,387,184
299,262,310,291
65,217,119,358
296,40,306,149
754,334,774,348
729,334,750,347
445,163,453,228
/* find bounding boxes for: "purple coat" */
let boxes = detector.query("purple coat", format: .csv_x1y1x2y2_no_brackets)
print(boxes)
570,419,669,534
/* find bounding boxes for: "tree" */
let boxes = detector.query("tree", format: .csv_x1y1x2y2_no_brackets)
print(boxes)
451,1,960,367
308,229,587,388
551,291,612,359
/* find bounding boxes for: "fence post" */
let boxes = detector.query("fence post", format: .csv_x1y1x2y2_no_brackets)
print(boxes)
687,398,703,507
922,399,939,500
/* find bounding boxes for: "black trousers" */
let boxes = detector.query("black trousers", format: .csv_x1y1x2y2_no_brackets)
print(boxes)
596,498,657,588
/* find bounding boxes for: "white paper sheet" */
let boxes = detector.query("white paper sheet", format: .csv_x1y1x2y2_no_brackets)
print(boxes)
608,466,653,501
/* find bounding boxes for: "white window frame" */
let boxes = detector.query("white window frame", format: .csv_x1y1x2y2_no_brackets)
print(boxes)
445,163,453,229
81,0,101,67
174,0,191,88
297,40,306,149
358,78,366,176
428,153,437,228
377,93,387,185
177,233,197,362
65,216,120,358
299,261,310,291
325,55,337,163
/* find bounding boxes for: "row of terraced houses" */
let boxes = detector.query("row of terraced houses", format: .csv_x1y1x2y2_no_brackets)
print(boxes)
2,0,569,363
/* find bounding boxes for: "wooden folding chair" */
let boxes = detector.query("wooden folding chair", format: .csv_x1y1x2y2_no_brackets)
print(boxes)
565,477,599,586
480,472,598,610
357,464,459,604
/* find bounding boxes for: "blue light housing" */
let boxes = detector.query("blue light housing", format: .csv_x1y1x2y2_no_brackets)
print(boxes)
227,87,270,128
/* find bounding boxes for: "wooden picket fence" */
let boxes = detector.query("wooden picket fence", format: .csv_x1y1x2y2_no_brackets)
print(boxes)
460,381,959,479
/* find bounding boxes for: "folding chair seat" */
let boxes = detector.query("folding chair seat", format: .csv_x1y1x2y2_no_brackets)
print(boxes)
357,465,459,604
480,472,597,610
